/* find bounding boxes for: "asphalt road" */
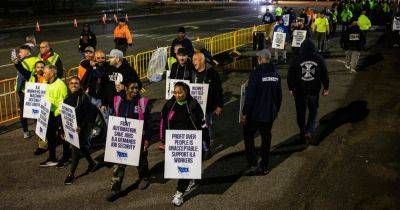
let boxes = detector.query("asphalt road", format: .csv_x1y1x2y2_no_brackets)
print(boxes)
0,26,399,209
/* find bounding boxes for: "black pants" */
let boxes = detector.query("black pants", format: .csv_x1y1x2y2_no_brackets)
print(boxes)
177,179,191,193
317,32,326,52
17,91,28,132
111,150,149,191
70,145,95,175
342,22,349,33
294,94,319,136
243,120,273,169
47,113,70,161
330,22,337,39
115,43,128,55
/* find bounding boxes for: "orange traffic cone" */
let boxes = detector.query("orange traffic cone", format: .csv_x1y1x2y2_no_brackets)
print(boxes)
35,21,40,32
102,14,107,25
114,14,118,23
125,14,129,22
73,19,78,28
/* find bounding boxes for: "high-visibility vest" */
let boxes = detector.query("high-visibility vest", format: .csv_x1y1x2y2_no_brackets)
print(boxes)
275,7,283,17
45,78,68,116
15,56,41,92
358,14,372,30
38,52,60,66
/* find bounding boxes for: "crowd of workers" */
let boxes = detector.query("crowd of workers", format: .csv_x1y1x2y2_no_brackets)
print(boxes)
8,0,400,206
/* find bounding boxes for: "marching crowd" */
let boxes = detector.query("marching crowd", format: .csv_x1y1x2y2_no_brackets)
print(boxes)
9,0,399,206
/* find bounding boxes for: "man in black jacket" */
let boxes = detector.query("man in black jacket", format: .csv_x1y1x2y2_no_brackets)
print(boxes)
171,27,194,58
240,49,282,175
340,20,366,73
191,52,223,160
262,8,276,24
78,24,97,58
169,48,194,80
100,49,142,123
287,39,329,144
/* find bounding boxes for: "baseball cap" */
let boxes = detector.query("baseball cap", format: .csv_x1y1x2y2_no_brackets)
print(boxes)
107,49,124,58
85,46,94,53
256,49,271,59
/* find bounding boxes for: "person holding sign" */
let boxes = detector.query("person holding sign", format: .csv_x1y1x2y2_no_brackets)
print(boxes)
287,39,330,144
291,19,312,55
272,18,289,64
240,49,282,176
12,45,41,139
40,65,68,167
63,76,99,185
160,82,206,206
109,78,152,192
191,52,223,160
340,20,366,74
169,48,195,81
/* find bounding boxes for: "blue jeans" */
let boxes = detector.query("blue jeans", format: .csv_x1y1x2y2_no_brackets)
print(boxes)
294,94,319,135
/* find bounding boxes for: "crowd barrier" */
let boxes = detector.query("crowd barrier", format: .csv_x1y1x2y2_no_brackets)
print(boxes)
0,23,272,125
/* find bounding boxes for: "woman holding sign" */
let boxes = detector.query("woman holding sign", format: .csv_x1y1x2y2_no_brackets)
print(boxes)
160,82,206,206
109,79,152,193
63,76,99,185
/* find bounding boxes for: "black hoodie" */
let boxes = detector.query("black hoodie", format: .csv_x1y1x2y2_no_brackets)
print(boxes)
100,59,142,108
340,24,366,51
79,25,97,52
288,38,329,95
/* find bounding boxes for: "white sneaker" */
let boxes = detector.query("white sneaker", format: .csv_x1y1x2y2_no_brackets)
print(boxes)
23,131,34,139
350,69,357,74
171,191,184,206
185,180,196,192
345,64,350,69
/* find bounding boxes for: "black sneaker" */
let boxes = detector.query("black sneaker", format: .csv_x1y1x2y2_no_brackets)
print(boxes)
85,162,97,173
64,174,75,185
57,160,70,168
40,159,59,167
242,166,259,176
34,148,47,156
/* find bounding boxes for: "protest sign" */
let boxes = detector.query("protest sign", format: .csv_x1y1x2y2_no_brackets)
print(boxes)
23,82,47,119
165,130,202,179
283,14,290,26
60,103,80,149
165,70,190,99
392,18,400,31
272,32,286,49
104,116,144,166
189,83,209,115
35,100,51,141
291,30,307,47
239,81,248,123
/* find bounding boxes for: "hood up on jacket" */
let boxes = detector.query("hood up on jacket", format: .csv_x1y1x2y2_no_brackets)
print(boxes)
300,38,317,54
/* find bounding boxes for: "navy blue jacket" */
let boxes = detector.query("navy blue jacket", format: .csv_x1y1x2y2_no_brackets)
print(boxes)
242,63,282,123
262,12,275,24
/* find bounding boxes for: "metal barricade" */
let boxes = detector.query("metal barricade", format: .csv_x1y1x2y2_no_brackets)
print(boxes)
0,78,19,124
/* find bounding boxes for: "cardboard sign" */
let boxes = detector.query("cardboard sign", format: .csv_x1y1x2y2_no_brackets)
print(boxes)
35,100,51,141
189,83,209,115
60,103,80,149
104,116,144,166
164,130,202,179
23,82,47,119
272,32,286,49
239,81,248,123
392,18,400,31
292,30,307,47
283,14,290,26
165,71,191,100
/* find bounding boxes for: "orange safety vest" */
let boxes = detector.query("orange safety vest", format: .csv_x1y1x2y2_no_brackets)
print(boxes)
114,24,133,44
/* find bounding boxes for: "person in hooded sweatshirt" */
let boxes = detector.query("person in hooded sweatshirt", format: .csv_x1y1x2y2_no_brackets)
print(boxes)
78,24,97,58
340,20,366,73
109,77,152,194
169,48,195,80
99,49,142,123
63,76,98,185
240,49,282,176
160,82,206,206
287,39,330,144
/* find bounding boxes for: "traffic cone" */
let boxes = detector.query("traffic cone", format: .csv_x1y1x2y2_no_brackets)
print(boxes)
102,14,107,25
35,21,40,32
114,14,118,23
125,14,129,22
73,19,78,28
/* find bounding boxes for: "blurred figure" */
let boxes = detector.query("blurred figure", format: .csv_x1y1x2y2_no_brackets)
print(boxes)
78,24,97,58
114,18,133,54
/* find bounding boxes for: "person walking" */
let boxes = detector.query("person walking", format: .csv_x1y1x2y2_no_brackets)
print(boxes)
341,20,366,73
240,49,282,176
113,18,133,55
312,13,330,53
287,39,330,144
78,24,97,58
